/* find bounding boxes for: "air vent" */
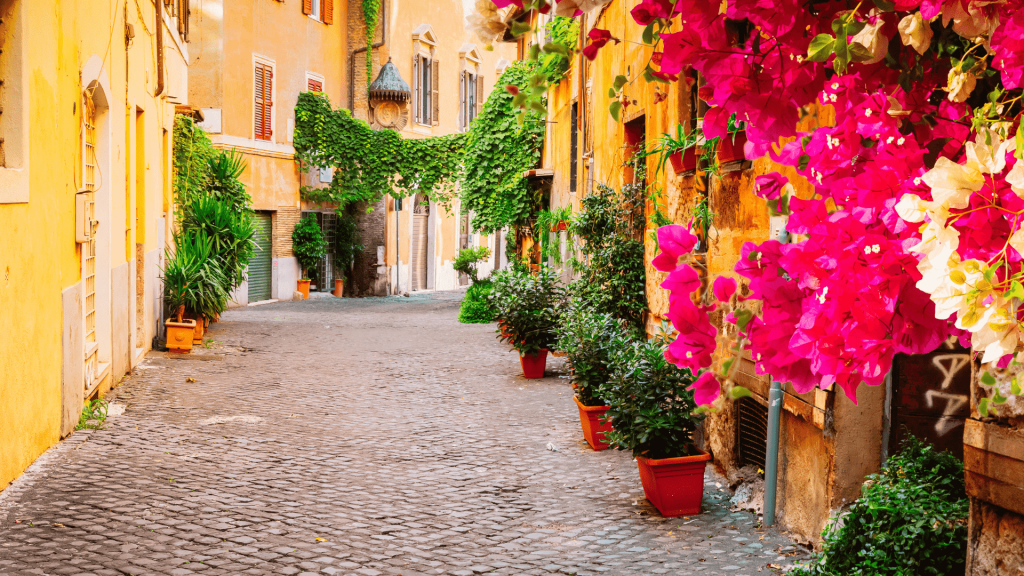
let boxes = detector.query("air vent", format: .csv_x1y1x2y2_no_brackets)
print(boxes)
736,397,769,471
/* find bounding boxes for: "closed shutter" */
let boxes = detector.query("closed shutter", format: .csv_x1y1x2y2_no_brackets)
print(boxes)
459,71,466,131
476,73,484,117
255,63,273,140
413,56,420,124
302,0,312,15
323,0,333,24
248,213,273,302
431,59,440,126
308,78,323,92
411,214,428,291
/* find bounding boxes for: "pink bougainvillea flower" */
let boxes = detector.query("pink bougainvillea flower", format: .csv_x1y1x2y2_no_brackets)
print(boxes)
630,0,675,25
489,0,523,7
687,371,722,406
754,173,789,201
661,265,701,296
652,224,698,273
712,276,737,302
582,28,616,61
991,8,1024,90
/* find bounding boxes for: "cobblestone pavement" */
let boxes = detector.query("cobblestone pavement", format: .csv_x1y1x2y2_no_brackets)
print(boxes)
0,292,809,576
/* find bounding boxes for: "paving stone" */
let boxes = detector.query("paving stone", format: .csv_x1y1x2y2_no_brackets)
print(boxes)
0,293,809,575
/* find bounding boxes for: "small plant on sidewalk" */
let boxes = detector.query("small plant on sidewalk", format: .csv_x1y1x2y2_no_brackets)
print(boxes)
76,399,109,430
491,266,564,355
292,214,327,282
790,435,968,576
453,246,492,284
458,281,496,324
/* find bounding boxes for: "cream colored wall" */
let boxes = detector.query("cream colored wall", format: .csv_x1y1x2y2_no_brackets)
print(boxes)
0,0,185,491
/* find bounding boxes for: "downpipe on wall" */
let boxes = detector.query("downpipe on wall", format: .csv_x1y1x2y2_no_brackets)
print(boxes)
763,225,789,526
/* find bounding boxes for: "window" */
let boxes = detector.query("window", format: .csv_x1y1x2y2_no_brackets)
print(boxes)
413,55,438,126
303,0,333,24
570,102,578,193
308,78,323,92
460,71,479,130
254,61,274,141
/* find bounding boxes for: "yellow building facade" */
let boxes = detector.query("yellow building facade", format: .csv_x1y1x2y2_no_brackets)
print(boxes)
0,0,190,490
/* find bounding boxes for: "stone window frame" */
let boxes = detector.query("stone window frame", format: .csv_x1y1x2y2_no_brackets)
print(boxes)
0,1,29,204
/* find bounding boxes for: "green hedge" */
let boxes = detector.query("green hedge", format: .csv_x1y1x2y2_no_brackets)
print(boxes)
458,281,496,324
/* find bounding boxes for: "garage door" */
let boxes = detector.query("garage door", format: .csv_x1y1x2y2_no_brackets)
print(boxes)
248,213,273,302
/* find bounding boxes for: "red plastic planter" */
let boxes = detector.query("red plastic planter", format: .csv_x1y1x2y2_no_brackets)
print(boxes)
717,132,747,163
636,449,712,517
669,148,697,173
520,349,548,379
574,396,613,450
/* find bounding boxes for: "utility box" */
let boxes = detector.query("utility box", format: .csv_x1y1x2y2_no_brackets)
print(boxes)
75,190,95,243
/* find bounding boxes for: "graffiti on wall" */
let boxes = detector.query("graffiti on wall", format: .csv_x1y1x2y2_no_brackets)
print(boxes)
891,338,971,458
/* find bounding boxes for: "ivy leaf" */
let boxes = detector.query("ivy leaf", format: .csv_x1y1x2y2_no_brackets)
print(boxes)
980,370,996,386
613,75,629,91
608,88,617,98
979,397,990,417
807,34,836,63
609,101,623,122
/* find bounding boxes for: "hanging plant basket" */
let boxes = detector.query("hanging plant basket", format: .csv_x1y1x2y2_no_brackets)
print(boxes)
550,221,569,232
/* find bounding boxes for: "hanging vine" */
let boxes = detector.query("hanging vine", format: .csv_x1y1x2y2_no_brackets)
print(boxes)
460,61,546,233
362,0,381,89
293,92,465,207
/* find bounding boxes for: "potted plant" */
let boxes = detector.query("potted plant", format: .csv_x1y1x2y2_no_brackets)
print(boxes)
162,231,228,353
556,302,639,450
162,251,197,353
604,337,707,517
653,124,700,175
332,211,363,297
492,266,564,379
716,114,747,163
453,246,492,285
292,214,327,300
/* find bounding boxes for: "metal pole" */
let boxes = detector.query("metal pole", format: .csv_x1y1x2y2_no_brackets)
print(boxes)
764,380,783,525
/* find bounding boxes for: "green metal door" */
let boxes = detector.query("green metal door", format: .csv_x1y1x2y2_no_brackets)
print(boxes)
248,213,273,302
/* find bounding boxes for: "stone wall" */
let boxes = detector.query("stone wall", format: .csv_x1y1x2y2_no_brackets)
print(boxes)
967,499,1024,575
349,199,389,296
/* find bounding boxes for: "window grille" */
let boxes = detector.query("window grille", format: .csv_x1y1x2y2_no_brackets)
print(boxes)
83,95,99,390
735,397,769,471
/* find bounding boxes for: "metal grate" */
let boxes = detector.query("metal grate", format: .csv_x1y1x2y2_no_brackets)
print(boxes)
83,96,98,391
736,397,769,471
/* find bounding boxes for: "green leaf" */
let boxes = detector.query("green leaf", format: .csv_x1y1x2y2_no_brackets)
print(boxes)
1016,123,1024,161
1007,280,1024,302
993,387,1008,405
981,371,996,386
642,22,656,45
608,88,617,98
730,386,752,399
979,397,990,417
722,357,735,376
609,101,623,122
734,308,753,332
807,34,836,63
1011,376,1021,396
613,75,629,91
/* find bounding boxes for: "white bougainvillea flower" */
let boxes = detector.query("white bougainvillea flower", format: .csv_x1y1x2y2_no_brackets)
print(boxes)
922,157,982,209
1007,161,1024,197
895,193,929,223
965,127,1016,175
913,221,961,294
851,10,888,64
898,12,933,55
946,68,978,103
468,0,508,44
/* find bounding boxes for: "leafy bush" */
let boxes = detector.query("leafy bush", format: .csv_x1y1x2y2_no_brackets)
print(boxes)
453,246,492,284
162,230,229,322
179,195,255,293
458,281,496,324
603,337,701,459
292,215,327,280
556,302,641,406
491,266,565,355
333,211,363,281
791,436,968,576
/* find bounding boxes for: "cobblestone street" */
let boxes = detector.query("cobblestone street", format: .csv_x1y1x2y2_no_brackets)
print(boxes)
0,293,808,576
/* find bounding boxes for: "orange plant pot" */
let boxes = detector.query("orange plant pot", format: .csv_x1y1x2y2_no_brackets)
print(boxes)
192,318,205,345
669,148,697,173
717,132,747,163
165,319,196,353
574,395,613,450
520,348,548,379
333,279,344,297
636,450,712,517
297,279,311,299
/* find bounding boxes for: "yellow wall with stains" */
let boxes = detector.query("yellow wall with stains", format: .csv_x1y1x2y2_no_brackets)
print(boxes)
0,0,186,491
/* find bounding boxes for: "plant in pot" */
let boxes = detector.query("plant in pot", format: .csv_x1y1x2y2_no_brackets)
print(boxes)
162,230,229,352
604,336,707,517
653,123,700,175
492,266,564,379
716,114,747,164
292,214,327,299
556,301,640,450
332,211,363,297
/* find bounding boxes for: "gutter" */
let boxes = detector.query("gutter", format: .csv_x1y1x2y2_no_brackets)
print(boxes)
155,0,165,97
349,1,388,111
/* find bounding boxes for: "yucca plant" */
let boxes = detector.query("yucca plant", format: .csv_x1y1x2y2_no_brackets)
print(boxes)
162,230,229,322
180,196,255,292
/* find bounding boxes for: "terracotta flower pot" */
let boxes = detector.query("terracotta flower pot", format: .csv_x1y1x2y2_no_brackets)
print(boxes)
717,132,747,163
636,449,712,517
550,221,569,232
574,395,613,451
165,319,196,353
192,317,205,345
520,348,548,379
669,147,697,173
297,279,311,300
333,279,344,297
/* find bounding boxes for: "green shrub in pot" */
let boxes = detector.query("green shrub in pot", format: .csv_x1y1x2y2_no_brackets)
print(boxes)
292,214,327,281
491,265,564,355
604,336,703,459
162,229,229,322
556,301,641,406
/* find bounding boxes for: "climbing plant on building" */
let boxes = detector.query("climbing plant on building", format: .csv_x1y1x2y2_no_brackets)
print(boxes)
460,61,546,234
293,92,465,208
362,0,381,88
538,16,580,85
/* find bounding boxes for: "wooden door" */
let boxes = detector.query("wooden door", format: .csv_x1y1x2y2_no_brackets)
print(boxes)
411,214,428,291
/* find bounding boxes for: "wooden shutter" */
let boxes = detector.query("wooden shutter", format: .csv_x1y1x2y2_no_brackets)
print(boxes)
476,74,484,118
255,63,273,140
413,56,421,124
323,0,333,24
308,78,323,92
459,71,466,130
431,59,440,126
302,0,312,15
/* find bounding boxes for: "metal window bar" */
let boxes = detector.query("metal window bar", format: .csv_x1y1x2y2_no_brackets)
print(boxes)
317,212,337,290
736,397,769,471
83,98,98,390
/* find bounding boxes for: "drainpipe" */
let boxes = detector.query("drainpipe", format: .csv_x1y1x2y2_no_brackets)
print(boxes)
763,224,790,526
155,0,165,97
349,0,388,111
